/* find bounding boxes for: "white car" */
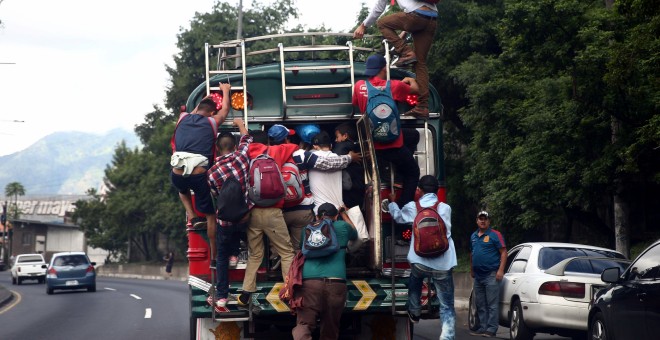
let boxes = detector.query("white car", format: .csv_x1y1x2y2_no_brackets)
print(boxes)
11,253,47,284
468,242,630,340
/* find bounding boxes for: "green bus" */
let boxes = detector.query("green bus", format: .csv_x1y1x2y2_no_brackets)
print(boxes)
184,32,446,340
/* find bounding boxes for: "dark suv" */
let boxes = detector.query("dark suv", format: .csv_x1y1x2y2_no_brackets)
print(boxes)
588,239,660,340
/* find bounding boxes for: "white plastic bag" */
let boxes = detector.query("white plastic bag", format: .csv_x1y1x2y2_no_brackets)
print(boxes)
346,206,369,252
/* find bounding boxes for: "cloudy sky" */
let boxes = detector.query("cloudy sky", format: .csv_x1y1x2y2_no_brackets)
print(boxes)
0,0,366,156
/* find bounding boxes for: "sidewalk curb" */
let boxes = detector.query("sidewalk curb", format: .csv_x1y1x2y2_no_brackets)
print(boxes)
0,284,14,309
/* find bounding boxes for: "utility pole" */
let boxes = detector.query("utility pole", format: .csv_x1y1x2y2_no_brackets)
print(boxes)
236,0,243,68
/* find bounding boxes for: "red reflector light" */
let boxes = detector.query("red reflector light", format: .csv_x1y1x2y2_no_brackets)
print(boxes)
210,92,223,110
539,281,585,298
406,94,418,106
293,93,339,100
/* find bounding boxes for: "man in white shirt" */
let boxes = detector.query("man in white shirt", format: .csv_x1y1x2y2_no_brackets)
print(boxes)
308,131,344,215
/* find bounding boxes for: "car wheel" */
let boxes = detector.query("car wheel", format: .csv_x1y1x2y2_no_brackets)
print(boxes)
47,287,54,295
88,285,96,292
589,312,609,340
16,277,21,285
38,278,45,284
468,290,480,331
11,276,16,285
510,300,534,340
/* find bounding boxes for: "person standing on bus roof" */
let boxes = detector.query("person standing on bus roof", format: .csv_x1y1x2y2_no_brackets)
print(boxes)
170,83,231,260
352,0,437,118
352,54,421,207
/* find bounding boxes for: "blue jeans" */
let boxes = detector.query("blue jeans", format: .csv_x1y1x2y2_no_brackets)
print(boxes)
215,222,247,298
408,263,455,340
473,271,500,333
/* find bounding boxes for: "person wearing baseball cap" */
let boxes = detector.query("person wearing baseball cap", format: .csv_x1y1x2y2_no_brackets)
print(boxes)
351,55,422,208
469,209,507,337
268,124,296,144
292,201,356,339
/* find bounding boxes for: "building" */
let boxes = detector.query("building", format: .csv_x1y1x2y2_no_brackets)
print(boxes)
1,196,110,264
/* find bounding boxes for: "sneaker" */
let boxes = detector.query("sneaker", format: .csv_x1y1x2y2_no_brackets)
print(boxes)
229,256,238,267
407,310,420,324
381,199,390,213
215,298,228,308
469,329,485,336
271,256,281,270
190,217,207,228
394,51,417,67
237,292,251,306
482,331,496,337
405,107,430,119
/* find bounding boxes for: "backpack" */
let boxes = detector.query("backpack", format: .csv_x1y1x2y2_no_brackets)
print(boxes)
366,80,401,143
282,162,304,208
216,177,249,223
412,201,449,257
248,152,286,207
302,218,339,258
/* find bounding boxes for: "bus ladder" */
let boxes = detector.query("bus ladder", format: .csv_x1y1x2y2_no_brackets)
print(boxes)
204,42,250,126
277,38,356,120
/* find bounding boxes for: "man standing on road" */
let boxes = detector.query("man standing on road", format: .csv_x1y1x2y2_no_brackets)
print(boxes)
469,211,507,337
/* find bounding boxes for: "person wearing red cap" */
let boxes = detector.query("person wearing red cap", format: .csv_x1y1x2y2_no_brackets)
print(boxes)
352,0,438,117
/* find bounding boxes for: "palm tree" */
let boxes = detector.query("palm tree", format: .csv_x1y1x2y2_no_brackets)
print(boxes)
5,182,25,219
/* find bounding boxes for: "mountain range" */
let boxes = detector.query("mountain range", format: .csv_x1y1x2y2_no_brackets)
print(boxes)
0,129,141,196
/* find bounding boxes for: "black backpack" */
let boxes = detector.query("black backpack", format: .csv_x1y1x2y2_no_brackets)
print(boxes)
216,177,249,223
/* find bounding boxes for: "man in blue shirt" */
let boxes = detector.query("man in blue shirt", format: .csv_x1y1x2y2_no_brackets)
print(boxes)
387,175,456,340
469,211,507,337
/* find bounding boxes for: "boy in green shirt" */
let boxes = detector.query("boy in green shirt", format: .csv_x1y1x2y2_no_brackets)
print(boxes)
292,203,357,339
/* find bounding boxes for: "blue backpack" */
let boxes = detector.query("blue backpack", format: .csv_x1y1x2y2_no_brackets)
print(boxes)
302,218,339,258
366,80,401,143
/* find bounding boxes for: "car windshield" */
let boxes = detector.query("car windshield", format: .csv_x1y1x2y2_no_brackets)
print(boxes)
53,255,89,267
18,255,43,263
539,247,625,272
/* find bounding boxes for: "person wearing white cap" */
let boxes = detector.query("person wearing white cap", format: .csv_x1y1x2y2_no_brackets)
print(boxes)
469,210,507,337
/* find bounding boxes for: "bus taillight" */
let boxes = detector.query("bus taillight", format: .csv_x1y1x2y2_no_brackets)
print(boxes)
231,92,253,110
406,94,418,106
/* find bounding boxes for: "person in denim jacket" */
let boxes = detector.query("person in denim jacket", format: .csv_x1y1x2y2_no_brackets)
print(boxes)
386,175,456,340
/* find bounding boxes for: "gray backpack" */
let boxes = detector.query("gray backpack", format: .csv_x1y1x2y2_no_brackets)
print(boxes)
247,152,286,207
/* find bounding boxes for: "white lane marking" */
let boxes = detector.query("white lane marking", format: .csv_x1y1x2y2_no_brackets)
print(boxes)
130,294,142,300
144,308,152,318
104,287,116,291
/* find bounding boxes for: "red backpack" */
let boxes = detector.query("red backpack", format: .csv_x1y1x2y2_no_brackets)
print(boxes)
282,162,304,208
412,201,449,257
247,151,286,207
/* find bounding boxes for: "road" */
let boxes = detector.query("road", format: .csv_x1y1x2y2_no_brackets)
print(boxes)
1,270,569,340
0,271,189,340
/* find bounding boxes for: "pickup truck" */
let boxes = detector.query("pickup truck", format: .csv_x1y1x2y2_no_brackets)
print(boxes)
11,253,47,285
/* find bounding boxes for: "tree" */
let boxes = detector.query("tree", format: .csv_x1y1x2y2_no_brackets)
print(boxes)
4,182,25,219
446,0,659,250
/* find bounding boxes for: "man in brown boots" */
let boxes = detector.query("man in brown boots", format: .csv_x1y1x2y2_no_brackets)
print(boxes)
352,0,438,118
